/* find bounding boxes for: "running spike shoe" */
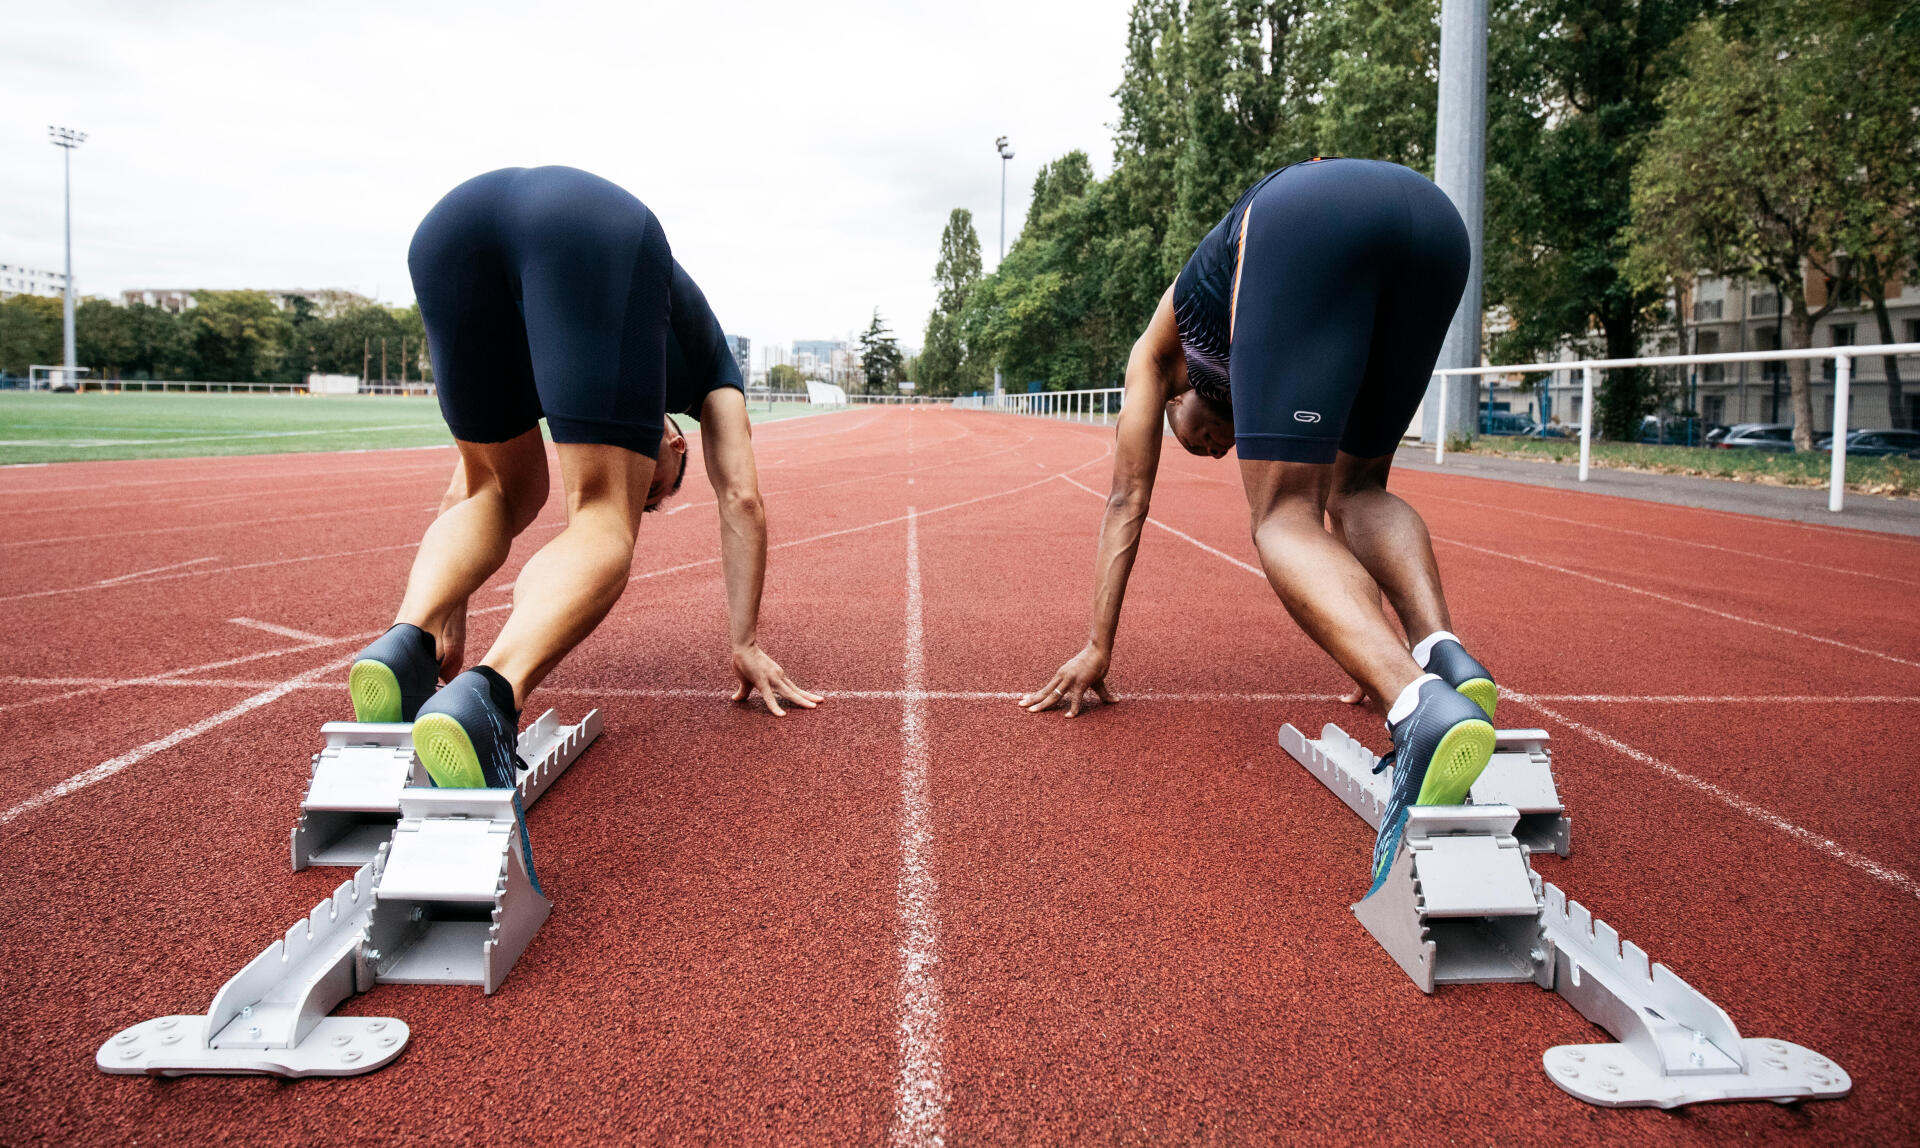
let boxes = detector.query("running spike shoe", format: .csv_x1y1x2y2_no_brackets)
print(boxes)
348,623,440,722
412,669,541,893
1422,635,1498,721
1365,679,1498,897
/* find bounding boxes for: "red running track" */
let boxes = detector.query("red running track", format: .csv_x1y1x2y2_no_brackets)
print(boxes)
1,409,1916,1144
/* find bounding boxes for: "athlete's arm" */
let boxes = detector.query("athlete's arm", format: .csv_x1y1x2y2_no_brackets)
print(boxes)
699,386,823,716
1019,284,1180,716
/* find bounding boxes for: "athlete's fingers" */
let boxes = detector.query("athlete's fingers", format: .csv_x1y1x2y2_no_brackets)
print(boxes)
1340,684,1368,706
1092,679,1116,705
761,685,788,717
731,680,751,702
1023,674,1067,712
774,677,819,709
1064,685,1087,718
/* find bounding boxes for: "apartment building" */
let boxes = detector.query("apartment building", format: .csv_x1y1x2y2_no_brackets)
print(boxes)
1484,268,1920,434
1,263,68,300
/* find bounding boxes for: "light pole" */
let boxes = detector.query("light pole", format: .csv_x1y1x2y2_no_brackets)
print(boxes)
994,136,1013,396
995,136,1014,261
1423,0,1486,446
49,126,87,389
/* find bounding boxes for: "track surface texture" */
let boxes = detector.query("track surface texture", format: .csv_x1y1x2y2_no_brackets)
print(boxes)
3,407,1916,1145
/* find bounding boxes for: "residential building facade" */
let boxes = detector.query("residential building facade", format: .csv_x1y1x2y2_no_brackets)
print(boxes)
1,263,68,300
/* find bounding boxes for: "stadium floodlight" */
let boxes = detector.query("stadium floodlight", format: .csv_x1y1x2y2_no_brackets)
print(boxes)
49,126,87,389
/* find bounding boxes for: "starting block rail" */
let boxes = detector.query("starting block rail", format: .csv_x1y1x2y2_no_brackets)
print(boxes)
1280,721,1849,1109
97,710,602,1079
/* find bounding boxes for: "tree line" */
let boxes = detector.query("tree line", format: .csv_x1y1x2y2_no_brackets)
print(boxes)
918,0,1918,445
0,290,431,385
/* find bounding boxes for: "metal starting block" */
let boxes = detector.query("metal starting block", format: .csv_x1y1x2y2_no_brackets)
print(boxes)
1279,722,1849,1109
292,709,603,869
98,709,602,1079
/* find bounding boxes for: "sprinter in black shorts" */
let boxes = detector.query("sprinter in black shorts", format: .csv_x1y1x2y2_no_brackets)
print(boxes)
1018,158,1497,895
346,167,819,881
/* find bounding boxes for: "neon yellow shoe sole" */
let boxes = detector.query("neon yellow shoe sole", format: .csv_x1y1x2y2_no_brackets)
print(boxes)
1413,718,1496,806
348,660,404,723
1456,677,1498,722
411,713,489,789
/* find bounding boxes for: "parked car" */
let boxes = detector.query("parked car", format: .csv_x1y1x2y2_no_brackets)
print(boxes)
1811,429,1920,457
1714,423,1796,452
1480,411,1537,436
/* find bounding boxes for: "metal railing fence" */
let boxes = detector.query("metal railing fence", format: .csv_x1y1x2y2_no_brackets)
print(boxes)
1432,342,1920,512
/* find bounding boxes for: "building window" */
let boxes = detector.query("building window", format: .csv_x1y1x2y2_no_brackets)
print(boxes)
1696,331,1724,382
1905,319,1919,344
1704,395,1725,425
1692,299,1723,321
1825,324,1856,379
1752,293,1780,315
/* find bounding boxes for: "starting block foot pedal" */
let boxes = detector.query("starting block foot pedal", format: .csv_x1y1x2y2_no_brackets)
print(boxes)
293,709,602,869
367,789,548,994
1353,805,1547,993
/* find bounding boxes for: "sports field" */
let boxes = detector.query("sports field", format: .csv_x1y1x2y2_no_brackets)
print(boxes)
0,392,829,465
2,407,1915,1142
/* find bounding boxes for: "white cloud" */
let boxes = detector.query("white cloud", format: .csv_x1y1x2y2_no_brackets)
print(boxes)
0,0,1129,357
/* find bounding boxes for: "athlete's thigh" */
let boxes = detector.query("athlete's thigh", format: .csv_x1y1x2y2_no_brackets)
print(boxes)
1228,160,1399,465
1340,170,1470,459
497,166,672,460
409,170,543,445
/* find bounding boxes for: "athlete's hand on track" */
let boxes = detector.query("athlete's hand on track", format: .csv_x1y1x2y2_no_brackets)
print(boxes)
1340,683,1371,708
731,644,823,717
1019,644,1116,717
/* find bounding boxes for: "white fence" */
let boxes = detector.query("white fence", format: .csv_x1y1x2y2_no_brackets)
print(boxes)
1433,342,1920,512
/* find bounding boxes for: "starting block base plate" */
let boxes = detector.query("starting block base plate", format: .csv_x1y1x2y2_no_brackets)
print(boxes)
1546,1038,1850,1109
96,1015,409,1078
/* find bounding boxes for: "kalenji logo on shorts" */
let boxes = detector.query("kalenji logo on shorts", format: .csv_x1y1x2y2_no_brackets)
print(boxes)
1294,410,1322,424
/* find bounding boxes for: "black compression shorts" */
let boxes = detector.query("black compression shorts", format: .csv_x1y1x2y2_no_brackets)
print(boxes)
409,166,673,459
1183,158,1470,464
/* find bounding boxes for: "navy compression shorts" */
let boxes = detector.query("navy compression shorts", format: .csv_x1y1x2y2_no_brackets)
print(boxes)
1180,158,1470,464
409,166,673,459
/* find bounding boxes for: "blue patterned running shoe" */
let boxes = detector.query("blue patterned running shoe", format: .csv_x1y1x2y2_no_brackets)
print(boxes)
411,667,541,894
348,623,440,722
1418,632,1498,721
1365,678,1498,897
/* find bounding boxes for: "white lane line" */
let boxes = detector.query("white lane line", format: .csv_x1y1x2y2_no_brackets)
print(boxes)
1,499,431,550
890,507,946,1148
1433,536,1920,670
0,541,418,604
1508,692,1920,901
96,556,218,584
228,617,335,644
1418,491,1920,588
0,423,440,449
1058,474,1263,576
0,630,383,716
1,651,358,826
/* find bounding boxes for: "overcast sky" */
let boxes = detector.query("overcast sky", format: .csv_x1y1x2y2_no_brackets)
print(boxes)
1,0,1132,360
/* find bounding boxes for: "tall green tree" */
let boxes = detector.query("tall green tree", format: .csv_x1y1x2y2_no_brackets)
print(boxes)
858,309,904,391
183,291,292,382
921,209,985,394
0,295,64,376
1484,0,1713,440
1627,12,1910,448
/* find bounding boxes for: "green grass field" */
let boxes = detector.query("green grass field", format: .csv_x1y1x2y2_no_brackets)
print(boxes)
0,392,836,466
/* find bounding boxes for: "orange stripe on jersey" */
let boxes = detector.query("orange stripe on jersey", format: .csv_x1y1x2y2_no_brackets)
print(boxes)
1229,201,1253,340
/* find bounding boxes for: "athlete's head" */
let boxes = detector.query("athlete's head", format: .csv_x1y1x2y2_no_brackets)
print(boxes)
1166,388,1235,458
644,416,690,511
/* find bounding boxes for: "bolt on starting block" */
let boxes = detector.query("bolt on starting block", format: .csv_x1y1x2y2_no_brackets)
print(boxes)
96,710,602,1079
1281,721,1849,1109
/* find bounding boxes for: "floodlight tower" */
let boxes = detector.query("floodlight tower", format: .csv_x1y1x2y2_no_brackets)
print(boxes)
49,126,87,388
995,136,1014,261
995,136,1014,397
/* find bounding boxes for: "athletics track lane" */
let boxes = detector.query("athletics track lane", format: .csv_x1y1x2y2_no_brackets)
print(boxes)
0,406,1915,1143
